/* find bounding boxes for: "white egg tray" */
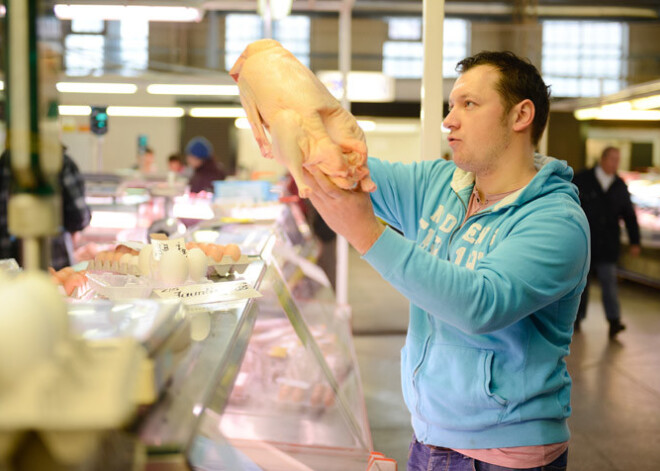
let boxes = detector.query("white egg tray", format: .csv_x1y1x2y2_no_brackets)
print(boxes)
210,254,253,277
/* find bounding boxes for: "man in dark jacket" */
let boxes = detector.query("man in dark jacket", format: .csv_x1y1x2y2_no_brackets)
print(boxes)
0,149,91,270
573,146,640,339
185,136,226,193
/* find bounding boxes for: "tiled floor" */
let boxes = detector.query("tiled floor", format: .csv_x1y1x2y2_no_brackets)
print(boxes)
348,248,660,470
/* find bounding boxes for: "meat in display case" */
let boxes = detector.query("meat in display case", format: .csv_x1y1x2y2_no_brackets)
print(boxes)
619,171,660,286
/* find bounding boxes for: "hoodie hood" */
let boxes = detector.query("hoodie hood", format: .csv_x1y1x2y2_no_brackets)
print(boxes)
450,153,579,211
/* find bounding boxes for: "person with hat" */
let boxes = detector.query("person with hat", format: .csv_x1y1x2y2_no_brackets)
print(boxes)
185,136,226,193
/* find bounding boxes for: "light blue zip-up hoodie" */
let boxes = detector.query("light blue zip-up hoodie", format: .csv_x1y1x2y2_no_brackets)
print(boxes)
362,154,590,449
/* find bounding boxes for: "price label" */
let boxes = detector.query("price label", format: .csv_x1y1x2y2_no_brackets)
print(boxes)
153,280,261,305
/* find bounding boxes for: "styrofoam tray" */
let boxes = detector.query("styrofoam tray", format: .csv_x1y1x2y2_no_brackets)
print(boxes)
86,272,152,300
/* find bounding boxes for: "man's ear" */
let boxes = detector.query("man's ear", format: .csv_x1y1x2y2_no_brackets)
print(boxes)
511,99,535,133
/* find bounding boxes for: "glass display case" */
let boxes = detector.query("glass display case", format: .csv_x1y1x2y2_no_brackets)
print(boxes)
619,171,660,286
36,201,392,470
181,203,394,470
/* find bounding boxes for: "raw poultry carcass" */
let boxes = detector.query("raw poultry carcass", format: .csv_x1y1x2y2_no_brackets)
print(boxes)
230,39,376,197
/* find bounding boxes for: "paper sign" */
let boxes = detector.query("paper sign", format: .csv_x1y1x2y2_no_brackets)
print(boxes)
153,280,261,305
150,235,187,261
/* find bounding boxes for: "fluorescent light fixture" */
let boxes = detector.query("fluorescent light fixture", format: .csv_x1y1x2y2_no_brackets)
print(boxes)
107,106,184,117
357,120,376,132
190,107,246,118
632,94,660,110
56,82,137,94
317,71,396,102
58,105,92,116
600,102,632,112
574,107,660,121
90,211,138,229
234,117,251,129
147,84,239,96
0,81,3,91
54,5,203,22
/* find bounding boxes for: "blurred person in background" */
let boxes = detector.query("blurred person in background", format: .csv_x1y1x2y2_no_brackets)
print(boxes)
139,147,157,174
185,137,226,193
573,146,641,339
0,148,91,270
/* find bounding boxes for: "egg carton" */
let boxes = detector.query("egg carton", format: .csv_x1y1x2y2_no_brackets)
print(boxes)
209,254,255,277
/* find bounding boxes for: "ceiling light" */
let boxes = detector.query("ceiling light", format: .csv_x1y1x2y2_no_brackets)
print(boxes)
107,106,184,117
58,105,92,116
53,5,203,22
190,107,246,118
56,82,137,94
600,102,632,112
631,95,660,110
574,107,660,121
234,118,251,129
0,81,3,91
147,84,239,96
357,120,376,132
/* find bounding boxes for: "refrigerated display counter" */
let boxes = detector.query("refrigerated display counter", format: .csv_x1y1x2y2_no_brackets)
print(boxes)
51,202,394,471
619,171,660,287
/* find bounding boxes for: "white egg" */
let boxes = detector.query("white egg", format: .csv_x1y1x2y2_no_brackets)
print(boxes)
128,255,140,276
158,250,189,286
119,253,133,274
0,272,66,390
138,245,153,277
187,248,208,282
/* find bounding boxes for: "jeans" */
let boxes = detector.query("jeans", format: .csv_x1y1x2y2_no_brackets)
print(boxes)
577,262,620,323
407,438,569,471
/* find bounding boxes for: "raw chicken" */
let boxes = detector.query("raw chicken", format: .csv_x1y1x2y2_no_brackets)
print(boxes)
230,39,376,197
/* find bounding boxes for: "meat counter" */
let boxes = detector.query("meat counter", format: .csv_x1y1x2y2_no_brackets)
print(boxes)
52,202,393,471
618,171,660,287
182,202,395,471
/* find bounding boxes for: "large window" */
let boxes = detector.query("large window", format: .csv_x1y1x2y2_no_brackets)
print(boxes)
224,14,310,71
542,20,627,98
64,18,148,75
119,18,149,72
382,18,470,79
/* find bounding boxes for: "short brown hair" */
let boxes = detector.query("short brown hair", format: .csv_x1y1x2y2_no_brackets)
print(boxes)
456,51,550,145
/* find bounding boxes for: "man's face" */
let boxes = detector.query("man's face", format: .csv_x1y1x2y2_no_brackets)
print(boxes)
187,155,202,169
443,65,513,175
600,149,621,175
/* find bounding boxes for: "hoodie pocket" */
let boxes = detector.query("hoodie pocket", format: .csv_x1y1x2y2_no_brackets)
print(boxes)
415,344,508,431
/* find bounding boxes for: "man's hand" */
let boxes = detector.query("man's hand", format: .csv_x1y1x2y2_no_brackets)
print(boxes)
303,166,384,255
629,244,641,257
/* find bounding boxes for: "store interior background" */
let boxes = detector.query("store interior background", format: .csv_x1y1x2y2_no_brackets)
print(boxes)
3,1,660,470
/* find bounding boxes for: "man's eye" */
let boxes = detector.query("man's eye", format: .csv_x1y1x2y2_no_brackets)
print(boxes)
465,101,475,108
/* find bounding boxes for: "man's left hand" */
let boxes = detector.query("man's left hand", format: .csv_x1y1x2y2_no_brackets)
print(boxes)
303,166,384,255
629,244,641,257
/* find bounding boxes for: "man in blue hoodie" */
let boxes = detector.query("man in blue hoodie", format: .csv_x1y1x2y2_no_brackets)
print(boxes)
303,51,590,470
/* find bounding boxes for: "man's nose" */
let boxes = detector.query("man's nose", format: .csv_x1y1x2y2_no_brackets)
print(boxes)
442,109,457,129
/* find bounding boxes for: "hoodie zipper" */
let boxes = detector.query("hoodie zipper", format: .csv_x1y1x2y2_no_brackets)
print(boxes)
447,186,494,249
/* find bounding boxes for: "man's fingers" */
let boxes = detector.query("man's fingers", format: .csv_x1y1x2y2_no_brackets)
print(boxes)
308,166,344,199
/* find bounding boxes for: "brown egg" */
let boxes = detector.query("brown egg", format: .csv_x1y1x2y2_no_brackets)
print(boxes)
225,244,241,262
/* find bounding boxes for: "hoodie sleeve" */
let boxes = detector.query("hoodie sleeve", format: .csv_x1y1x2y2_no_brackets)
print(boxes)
363,193,590,334
367,157,452,238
